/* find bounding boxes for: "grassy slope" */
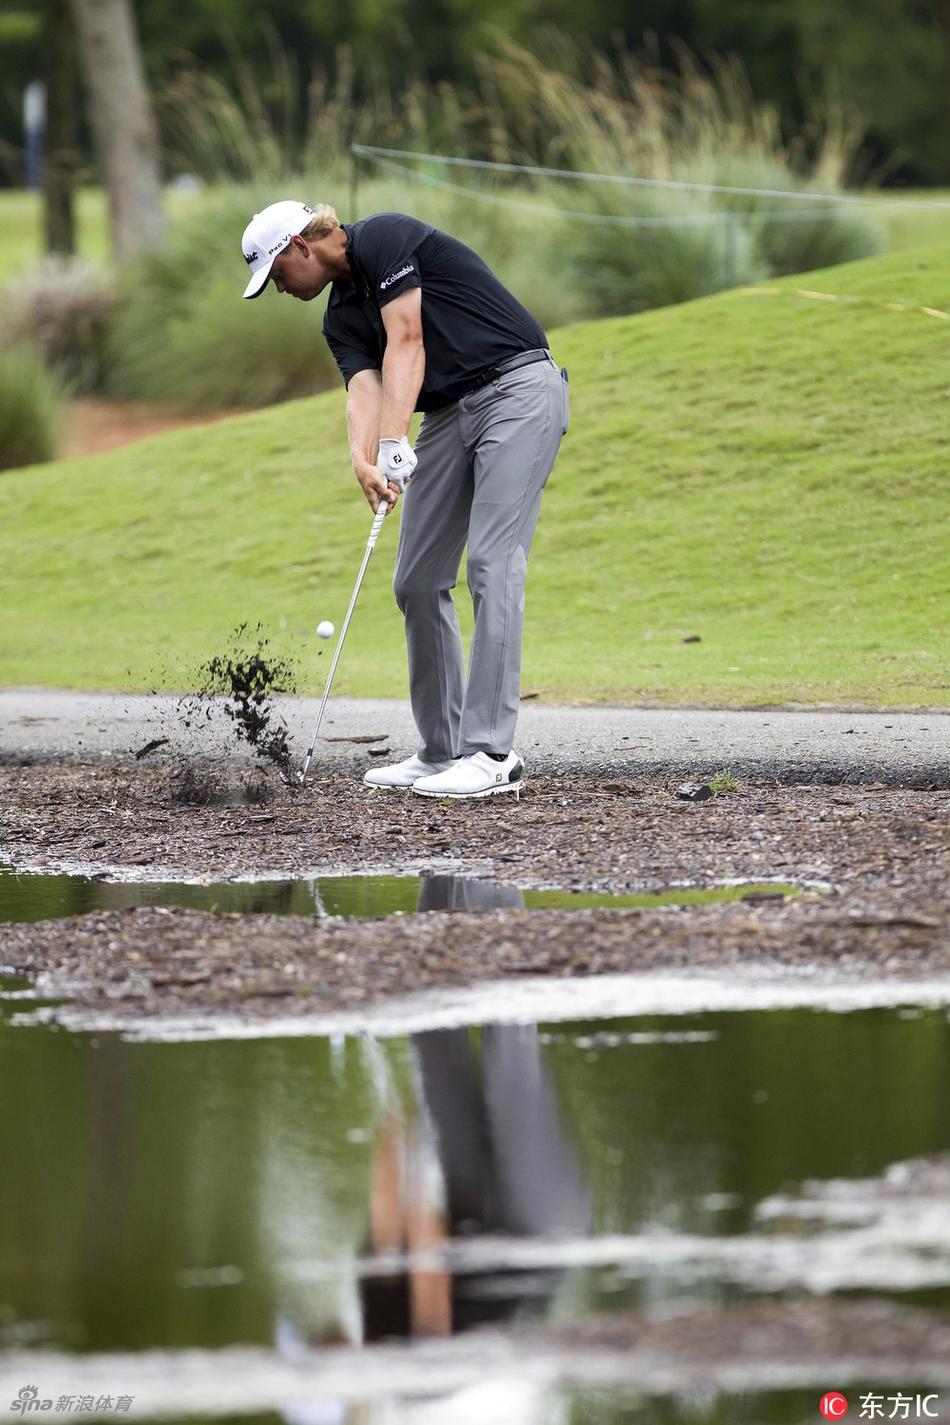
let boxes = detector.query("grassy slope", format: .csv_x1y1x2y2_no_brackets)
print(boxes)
1,243,948,706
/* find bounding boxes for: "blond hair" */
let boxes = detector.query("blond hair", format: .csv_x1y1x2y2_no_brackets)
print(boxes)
300,204,340,240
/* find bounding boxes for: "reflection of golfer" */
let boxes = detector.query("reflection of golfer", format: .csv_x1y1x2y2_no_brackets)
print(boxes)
361,875,591,1340
241,202,568,801
421,1022,591,1233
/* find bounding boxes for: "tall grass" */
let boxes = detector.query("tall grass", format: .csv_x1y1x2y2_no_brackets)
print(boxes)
159,44,470,186
0,347,60,470
106,187,339,410
0,257,118,393
479,41,883,313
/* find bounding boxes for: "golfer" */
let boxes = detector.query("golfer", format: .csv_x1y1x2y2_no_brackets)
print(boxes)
241,200,568,799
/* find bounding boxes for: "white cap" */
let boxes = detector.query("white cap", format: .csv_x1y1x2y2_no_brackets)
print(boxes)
241,200,315,299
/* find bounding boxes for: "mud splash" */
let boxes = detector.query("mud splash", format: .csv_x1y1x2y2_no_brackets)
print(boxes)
176,625,296,776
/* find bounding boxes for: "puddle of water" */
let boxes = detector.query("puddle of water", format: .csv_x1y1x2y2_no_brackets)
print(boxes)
1,981,948,1383
1,866,942,1421
0,863,810,925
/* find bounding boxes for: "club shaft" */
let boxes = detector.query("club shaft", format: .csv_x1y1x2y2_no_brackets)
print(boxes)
298,501,389,783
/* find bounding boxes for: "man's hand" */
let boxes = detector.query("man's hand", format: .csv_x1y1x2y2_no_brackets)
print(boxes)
377,436,417,493
354,457,397,514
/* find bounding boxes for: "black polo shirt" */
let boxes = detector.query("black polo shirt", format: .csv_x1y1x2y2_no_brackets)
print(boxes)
322,212,547,412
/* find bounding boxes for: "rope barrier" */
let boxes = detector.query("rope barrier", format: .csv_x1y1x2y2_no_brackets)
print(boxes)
352,149,871,229
351,143,950,212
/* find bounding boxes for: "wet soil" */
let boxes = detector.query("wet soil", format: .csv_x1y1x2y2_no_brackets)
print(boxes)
0,758,946,1023
548,1297,950,1384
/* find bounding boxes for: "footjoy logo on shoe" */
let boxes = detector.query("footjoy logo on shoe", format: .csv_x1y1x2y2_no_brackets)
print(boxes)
380,264,415,290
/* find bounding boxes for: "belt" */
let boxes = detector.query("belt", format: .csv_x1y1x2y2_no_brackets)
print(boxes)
464,347,552,396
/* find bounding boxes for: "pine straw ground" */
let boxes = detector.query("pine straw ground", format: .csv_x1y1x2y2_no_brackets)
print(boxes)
0,757,946,1027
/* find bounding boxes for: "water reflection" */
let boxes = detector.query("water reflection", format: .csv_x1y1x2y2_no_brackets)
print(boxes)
273,875,592,1345
0,862,809,925
1,965,948,1374
359,879,591,1340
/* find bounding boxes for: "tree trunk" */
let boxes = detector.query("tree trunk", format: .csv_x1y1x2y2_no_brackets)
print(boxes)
69,0,165,260
42,0,78,255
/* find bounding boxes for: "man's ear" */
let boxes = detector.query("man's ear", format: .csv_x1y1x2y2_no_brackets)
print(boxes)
290,233,310,256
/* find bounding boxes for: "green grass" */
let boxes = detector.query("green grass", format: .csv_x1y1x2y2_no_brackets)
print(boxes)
708,770,739,793
1,242,948,707
869,190,950,252
522,883,805,909
0,188,208,274
0,189,115,272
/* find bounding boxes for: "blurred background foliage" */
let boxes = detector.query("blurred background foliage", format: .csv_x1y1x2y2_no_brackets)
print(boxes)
3,0,950,186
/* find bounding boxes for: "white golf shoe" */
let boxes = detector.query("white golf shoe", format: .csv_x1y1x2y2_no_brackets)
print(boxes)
412,751,525,800
363,754,456,789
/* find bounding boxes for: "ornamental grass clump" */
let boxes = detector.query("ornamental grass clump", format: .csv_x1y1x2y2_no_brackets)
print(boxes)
480,40,884,314
107,188,339,410
0,347,60,470
0,257,118,393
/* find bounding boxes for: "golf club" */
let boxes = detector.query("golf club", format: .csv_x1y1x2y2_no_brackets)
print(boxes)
294,497,391,785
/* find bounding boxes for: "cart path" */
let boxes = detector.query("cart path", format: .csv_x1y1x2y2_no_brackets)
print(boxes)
1,689,946,784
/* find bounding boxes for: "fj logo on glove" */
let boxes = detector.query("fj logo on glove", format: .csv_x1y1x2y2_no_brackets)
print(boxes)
380,264,415,290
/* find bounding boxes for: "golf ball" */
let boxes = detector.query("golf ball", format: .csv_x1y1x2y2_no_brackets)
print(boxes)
316,620,335,639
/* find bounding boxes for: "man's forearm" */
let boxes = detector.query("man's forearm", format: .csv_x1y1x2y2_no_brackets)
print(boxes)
346,372,384,469
380,335,425,438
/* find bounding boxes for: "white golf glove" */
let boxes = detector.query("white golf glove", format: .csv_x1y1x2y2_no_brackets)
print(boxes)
377,436,417,493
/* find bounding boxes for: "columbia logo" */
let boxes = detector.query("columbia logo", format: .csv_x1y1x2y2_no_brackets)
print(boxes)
380,263,415,290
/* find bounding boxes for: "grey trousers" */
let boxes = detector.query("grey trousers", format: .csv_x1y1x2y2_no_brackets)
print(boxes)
413,1024,591,1238
392,358,567,760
